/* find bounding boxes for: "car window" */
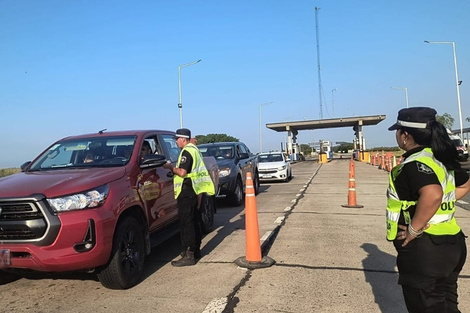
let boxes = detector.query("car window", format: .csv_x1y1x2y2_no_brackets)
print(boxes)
238,144,248,154
258,155,269,163
161,134,180,162
28,136,137,171
199,145,234,159
216,146,233,159
258,154,285,163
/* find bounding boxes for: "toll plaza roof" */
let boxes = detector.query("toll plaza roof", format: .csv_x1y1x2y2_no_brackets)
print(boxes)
266,115,386,134
451,127,470,135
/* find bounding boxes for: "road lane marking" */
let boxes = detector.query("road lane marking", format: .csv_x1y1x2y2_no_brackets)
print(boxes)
261,230,273,242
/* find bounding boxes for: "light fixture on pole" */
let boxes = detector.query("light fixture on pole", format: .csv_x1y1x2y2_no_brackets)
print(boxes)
391,87,409,108
259,102,273,153
178,59,201,128
424,40,463,140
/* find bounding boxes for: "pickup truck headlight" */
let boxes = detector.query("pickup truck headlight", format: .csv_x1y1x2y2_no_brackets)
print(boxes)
47,185,109,212
219,167,231,178
277,165,287,170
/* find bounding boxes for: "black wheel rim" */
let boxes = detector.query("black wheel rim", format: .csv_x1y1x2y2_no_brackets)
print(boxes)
119,229,142,277
235,182,242,203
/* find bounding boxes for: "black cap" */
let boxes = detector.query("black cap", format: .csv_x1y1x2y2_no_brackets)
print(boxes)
388,107,437,131
175,128,191,139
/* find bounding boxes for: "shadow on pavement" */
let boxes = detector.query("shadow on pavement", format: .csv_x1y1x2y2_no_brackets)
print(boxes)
361,243,407,313
141,198,245,281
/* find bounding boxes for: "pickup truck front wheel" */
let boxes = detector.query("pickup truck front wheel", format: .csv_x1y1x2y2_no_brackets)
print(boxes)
230,178,244,207
200,193,215,234
97,216,145,289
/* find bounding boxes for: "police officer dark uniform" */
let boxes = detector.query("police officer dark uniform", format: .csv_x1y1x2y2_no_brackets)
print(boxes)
386,107,470,312
163,128,215,267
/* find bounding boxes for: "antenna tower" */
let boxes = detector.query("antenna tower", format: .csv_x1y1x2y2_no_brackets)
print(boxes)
315,7,323,119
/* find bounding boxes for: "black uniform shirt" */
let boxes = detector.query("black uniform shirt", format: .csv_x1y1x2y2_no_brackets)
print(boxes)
178,149,194,197
394,146,469,224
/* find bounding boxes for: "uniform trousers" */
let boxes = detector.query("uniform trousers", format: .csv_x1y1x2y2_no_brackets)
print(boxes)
176,186,202,252
394,231,467,313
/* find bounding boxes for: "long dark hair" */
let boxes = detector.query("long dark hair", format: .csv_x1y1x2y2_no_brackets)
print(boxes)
402,120,461,171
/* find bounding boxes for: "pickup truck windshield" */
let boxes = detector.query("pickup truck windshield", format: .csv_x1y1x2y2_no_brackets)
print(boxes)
28,136,137,171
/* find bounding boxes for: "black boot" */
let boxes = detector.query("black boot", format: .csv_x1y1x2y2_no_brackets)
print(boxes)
180,248,201,259
194,248,201,259
172,250,195,267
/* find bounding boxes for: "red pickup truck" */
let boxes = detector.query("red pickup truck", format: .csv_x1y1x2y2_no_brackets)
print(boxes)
0,130,218,289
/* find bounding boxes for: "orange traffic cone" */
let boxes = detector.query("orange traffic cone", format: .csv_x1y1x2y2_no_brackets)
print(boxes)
342,157,364,208
235,172,275,269
381,151,386,171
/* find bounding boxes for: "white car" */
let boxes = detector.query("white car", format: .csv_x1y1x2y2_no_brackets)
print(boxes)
257,152,292,182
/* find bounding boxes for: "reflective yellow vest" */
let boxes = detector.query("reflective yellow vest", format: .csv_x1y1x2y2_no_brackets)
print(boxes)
174,143,215,199
386,148,459,241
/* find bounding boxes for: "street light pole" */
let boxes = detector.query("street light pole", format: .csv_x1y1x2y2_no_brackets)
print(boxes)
425,40,463,139
391,87,409,108
259,102,272,153
178,59,201,128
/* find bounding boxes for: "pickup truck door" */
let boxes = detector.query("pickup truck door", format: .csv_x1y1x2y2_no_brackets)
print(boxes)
138,135,178,231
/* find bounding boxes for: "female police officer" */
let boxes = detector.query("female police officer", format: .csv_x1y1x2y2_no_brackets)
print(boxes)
387,107,470,312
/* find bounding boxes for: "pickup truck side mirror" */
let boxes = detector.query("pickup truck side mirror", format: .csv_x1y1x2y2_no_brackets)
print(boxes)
21,161,31,172
239,152,250,160
140,154,167,168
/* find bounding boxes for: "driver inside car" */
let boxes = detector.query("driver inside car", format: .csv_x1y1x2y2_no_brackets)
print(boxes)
140,141,152,160
83,152,94,163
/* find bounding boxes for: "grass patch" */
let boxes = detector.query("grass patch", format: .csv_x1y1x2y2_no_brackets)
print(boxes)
0,168,21,177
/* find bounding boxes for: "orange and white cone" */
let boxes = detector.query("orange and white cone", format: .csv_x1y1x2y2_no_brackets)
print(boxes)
342,157,364,208
234,172,275,269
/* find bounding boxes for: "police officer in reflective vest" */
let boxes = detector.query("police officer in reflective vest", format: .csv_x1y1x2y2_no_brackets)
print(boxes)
163,128,215,267
386,107,470,312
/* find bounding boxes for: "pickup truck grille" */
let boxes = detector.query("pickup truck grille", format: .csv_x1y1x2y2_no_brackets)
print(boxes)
0,197,58,244
0,203,44,220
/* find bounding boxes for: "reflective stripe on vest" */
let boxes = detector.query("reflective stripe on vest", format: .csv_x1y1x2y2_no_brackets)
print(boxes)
386,148,459,241
173,143,215,199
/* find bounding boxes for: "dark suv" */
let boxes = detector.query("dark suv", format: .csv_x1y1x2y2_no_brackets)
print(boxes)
197,142,259,206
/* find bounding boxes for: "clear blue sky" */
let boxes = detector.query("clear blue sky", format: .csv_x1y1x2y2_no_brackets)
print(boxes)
1,0,469,168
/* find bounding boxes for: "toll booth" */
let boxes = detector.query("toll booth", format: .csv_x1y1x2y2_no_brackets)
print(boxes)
283,140,301,161
320,140,332,160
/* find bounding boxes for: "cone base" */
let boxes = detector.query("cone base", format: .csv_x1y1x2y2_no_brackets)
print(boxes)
341,204,364,208
234,256,276,269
